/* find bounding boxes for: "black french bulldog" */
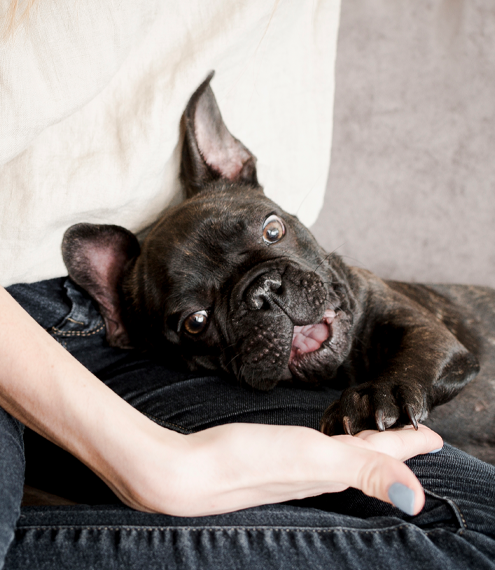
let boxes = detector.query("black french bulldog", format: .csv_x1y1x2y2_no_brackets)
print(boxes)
62,73,495,462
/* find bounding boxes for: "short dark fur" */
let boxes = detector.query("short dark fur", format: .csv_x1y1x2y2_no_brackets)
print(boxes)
62,73,495,462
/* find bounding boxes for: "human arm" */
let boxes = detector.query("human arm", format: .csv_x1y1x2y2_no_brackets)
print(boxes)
0,286,442,516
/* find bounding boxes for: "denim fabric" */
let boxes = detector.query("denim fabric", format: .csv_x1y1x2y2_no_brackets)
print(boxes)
0,410,24,566
1,277,495,569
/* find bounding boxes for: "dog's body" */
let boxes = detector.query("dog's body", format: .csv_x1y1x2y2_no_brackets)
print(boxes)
62,74,495,463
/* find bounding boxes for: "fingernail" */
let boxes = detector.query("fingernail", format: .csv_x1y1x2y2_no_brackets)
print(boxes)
429,448,443,454
388,483,415,516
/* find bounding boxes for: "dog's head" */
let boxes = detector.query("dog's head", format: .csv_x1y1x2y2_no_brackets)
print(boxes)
63,73,358,390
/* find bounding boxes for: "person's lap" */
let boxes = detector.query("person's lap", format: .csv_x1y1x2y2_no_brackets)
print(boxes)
1,277,495,569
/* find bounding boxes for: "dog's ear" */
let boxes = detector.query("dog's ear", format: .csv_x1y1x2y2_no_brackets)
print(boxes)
181,71,258,198
62,223,140,348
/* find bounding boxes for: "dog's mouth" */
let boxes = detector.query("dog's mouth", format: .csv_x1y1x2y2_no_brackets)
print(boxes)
289,309,336,365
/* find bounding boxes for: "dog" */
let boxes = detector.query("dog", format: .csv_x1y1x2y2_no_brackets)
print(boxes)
62,73,495,462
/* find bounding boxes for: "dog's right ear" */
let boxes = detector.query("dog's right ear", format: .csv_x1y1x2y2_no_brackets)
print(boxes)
181,71,259,198
62,223,140,349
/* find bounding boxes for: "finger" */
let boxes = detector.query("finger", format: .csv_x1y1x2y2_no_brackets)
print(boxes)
326,439,425,515
351,425,443,462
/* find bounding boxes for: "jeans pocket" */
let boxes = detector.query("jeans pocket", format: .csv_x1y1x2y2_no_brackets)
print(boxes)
50,278,134,378
406,446,495,538
48,279,104,349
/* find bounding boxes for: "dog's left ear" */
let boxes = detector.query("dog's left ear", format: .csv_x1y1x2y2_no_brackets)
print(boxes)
181,71,259,198
62,223,140,348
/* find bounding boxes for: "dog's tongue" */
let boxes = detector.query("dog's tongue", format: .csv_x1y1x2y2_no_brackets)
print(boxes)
290,309,335,362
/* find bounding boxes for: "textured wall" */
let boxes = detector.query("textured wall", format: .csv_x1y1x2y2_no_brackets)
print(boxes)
312,0,495,287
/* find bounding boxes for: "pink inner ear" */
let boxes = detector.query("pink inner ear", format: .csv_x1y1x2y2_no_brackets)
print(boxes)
85,234,135,293
83,240,133,343
63,223,138,349
89,246,118,285
194,94,252,181
195,120,249,180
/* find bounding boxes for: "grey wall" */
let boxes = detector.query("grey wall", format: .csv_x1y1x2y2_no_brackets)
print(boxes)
312,0,495,287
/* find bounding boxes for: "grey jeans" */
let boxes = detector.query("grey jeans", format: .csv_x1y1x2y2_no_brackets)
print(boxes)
1,277,495,569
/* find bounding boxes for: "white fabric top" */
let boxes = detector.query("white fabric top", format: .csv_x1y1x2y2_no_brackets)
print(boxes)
0,0,341,287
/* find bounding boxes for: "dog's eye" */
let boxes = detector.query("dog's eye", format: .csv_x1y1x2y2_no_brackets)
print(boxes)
183,310,208,335
262,215,285,244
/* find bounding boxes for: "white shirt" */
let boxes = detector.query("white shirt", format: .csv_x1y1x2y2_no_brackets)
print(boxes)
0,0,341,286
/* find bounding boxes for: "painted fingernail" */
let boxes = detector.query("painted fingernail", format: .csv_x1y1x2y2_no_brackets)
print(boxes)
388,483,415,516
429,448,443,454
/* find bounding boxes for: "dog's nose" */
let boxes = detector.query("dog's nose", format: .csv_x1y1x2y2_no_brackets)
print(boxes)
245,272,283,310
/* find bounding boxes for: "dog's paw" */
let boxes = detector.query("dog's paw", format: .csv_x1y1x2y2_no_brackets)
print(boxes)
319,380,428,436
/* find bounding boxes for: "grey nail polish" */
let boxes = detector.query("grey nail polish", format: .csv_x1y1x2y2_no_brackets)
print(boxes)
429,448,443,454
388,483,415,516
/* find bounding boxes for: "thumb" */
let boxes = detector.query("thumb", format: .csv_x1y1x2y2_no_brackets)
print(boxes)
330,441,425,515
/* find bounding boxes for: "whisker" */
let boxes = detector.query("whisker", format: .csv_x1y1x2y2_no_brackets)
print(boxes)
226,352,241,368
312,244,344,273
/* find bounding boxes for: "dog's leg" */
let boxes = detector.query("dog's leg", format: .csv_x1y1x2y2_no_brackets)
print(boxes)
320,275,480,435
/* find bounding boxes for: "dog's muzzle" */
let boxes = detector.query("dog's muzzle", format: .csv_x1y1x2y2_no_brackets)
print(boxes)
228,262,338,389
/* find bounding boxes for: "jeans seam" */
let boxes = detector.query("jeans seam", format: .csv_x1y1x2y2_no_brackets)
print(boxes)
49,321,105,337
66,317,86,325
424,489,467,531
14,524,442,535
141,412,193,434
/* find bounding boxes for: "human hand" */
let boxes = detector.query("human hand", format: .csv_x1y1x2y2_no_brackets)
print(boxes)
333,425,443,462
122,422,442,518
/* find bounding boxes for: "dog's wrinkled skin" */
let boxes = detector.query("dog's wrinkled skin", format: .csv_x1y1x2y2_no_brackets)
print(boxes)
62,73,495,462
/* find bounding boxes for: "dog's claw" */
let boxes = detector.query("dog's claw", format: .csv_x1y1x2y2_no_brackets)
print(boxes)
375,409,386,432
343,416,353,436
405,404,418,430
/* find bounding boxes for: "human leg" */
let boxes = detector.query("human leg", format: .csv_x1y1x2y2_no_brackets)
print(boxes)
5,278,495,568
4,458,495,570
0,408,24,569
